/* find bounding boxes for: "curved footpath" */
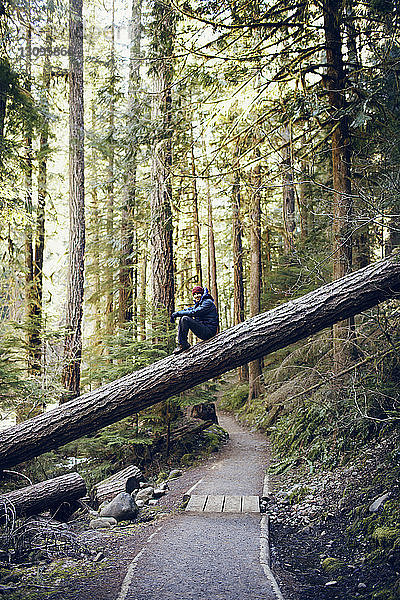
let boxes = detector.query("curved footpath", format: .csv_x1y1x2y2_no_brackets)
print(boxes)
116,414,284,600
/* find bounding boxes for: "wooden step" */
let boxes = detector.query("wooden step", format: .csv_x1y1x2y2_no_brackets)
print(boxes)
185,494,260,513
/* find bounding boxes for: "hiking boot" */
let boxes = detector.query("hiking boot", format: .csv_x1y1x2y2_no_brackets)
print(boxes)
173,344,190,355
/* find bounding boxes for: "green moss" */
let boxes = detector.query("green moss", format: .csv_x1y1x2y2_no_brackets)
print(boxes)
321,557,346,572
219,384,249,411
372,527,400,547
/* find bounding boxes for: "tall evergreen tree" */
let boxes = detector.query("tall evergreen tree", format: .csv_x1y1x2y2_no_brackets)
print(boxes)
62,0,85,400
149,0,176,336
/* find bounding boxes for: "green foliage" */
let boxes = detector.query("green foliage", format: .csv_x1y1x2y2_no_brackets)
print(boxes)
219,384,248,411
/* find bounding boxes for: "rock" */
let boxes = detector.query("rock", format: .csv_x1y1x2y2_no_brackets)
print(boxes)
358,583,367,589
136,500,145,508
90,518,112,530
135,487,154,504
168,469,183,479
101,516,117,526
369,492,390,513
99,492,139,522
325,581,338,586
94,551,105,562
148,499,158,506
153,488,166,498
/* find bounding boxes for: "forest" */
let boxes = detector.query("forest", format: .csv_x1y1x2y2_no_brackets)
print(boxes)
0,0,399,598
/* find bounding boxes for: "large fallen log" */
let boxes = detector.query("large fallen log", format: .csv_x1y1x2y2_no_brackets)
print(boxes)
0,254,399,470
0,473,86,518
91,465,143,505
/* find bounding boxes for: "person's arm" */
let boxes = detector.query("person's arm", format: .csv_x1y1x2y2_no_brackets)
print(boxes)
174,299,214,318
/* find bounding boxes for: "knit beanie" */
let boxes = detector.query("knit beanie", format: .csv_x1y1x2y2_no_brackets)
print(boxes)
192,286,204,295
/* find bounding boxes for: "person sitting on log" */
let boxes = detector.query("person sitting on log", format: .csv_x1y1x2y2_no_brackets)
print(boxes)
170,286,219,354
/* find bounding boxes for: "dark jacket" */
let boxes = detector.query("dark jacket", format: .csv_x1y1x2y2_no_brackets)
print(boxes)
175,289,219,330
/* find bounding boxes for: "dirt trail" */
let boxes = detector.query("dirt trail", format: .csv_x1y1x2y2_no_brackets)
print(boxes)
116,413,281,600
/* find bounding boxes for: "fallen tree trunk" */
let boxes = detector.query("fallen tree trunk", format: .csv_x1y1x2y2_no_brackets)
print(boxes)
0,254,399,470
157,419,213,446
91,465,143,505
0,473,86,518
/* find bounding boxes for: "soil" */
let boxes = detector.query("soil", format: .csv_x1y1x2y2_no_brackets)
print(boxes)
267,433,400,600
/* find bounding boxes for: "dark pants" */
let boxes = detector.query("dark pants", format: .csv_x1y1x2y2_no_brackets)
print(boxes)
178,316,217,347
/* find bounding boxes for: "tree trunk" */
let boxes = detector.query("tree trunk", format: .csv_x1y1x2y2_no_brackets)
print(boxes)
62,0,85,400
105,0,115,337
150,0,176,336
90,104,102,337
1,254,399,470
206,166,219,312
32,14,52,377
323,0,353,370
232,146,247,381
281,122,296,253
119,0,142,327
91,465,143,505
0,473,86,518
248,160,262,401
24,13,35,380
139,246,147,340
190,126,202,284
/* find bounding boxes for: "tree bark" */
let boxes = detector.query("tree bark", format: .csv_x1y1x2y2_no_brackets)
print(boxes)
62,0,85,400
105,0,115,337
24,11,35,380
323,0,353,369
232,143,247,381
150,0,176,336
91,465,143,505
0,473,86,518
0,254,399,469
31,13,52,377
119,0,142,327
248,159,262,400
206,177,219,311
190,126,202,284
281,122,296,253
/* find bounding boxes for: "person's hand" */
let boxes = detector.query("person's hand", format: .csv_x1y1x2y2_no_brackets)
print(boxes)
170,312,178,323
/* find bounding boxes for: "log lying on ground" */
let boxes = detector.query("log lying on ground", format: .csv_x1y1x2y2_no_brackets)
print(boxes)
156,419,214,446
0,473,86,518
0,254,399,470
91,465,143,505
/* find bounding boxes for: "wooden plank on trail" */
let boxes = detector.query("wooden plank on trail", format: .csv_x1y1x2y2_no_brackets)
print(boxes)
241,495,260,513
186,495,207,511
223,495,242,513
203,495,225,512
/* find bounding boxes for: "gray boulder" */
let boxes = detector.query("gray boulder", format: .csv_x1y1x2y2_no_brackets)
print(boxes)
168,469,183,479
369,492,390,513
135,486,154,504
153,487,167,499
99,492,139,522
90,518,113,529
